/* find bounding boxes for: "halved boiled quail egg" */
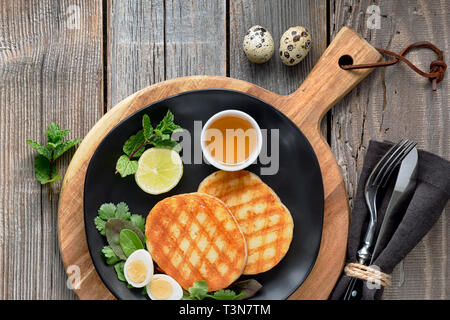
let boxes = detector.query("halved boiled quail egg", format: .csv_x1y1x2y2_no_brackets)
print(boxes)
124,249,154,288
146,274,183,300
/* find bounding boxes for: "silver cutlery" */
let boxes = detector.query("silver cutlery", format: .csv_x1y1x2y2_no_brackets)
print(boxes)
343,139,417,300
369,147,418,264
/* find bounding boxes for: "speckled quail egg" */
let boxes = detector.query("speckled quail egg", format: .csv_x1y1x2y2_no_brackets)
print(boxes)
243,25,274,64
123,249,154,288
146,274,183,300
279,26,312,66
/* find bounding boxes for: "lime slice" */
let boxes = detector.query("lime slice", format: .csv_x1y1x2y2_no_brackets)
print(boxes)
135,148,183,195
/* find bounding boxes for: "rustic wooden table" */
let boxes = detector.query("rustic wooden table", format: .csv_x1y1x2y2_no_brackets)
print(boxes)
0,0,448,300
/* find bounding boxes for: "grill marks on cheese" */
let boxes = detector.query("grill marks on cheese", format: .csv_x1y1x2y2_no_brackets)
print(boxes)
198,170,294,275
145,193,247,291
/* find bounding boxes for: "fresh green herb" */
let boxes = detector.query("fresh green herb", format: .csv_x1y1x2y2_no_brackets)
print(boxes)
115,110,182,177
130,214,146,232
126,283,147,295
26,122,81,197
94,202,149,293
94,202,146,261
105,218,145,260
101,246,121,265
187,280,209,300
94,202,145,237
183,280,245,300
119,229,144,257
114,261,126,282
94,216,107,236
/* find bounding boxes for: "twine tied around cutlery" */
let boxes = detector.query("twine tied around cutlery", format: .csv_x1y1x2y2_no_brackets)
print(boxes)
340,42,447,91
344,263,392,287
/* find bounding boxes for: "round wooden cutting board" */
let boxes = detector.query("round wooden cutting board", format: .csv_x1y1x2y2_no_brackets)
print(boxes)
58,27,381,300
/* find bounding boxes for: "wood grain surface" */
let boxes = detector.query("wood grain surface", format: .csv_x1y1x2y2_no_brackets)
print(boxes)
330,0,449,299
0,0,448,300
0,0,102,299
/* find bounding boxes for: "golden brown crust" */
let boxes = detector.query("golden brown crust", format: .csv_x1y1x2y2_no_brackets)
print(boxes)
145,192,247,291
198,170,294,275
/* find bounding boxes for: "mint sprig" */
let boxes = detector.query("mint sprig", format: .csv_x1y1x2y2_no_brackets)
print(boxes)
115,110,182,178
27,122,81,197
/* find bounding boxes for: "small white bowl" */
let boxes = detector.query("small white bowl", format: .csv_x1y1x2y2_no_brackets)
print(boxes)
201,109,262,171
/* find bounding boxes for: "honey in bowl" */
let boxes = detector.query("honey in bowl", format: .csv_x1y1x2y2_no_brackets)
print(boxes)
204,114,258,165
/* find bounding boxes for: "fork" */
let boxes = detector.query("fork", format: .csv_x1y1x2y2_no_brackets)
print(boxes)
343,139,417,300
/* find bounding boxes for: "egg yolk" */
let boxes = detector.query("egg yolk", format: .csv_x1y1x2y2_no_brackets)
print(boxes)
127,260,147,284
149,279,173,300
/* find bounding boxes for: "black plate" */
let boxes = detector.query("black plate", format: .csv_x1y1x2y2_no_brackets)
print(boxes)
84,89,324,300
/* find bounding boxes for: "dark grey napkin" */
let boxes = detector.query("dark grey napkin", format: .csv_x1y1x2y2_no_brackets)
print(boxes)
330,140,450,300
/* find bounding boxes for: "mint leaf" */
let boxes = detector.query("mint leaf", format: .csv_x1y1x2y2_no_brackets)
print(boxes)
151,137,181,152
94,216,107,236
142,114,153,141
34,154,61,184
155,110,181,134
119,229,144,257
123,130,146,158
27,122,80,189
46,122,70,144
102,246,120,265
53,138,81,160
115,202,131,220
98,203,116,220
116,155,138,178
130,214,145,232
26,140,51,160
114,261,126,282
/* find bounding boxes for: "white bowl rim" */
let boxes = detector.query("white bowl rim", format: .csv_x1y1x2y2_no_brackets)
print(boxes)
200,109,263,171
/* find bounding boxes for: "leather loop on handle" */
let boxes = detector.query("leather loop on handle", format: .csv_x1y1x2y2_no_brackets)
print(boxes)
340,42,447,91
281,27,382,127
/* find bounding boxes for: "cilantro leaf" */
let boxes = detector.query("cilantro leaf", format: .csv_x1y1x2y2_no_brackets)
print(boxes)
114,261,126,282
122,130,146,158
116,155,138,178
34,154,61,184
188,280,209,300
102,246,120,265
98,203,117,220
142,114,153,141
53,138,81,160
115,202,131,220
130,214,145,232
94,216,107,236
183,280,259,300
26,140,52,160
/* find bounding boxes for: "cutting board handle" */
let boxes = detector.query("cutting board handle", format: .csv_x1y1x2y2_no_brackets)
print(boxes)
282,27,382,126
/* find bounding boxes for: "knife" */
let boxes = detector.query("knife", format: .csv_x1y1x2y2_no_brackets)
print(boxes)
348,147,419,300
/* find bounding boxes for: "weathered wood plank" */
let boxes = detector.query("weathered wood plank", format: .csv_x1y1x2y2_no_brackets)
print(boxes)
164,0,226,79
107,0,165,110
0,0,103,299
107,0,226,109
229,0,327,96
330,0,449,299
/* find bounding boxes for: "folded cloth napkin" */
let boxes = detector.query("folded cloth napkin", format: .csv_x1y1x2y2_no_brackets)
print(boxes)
330,140,450,300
